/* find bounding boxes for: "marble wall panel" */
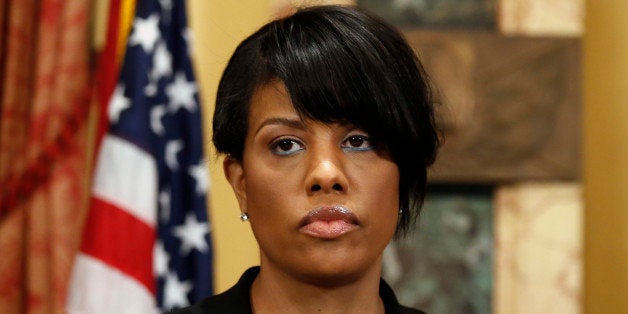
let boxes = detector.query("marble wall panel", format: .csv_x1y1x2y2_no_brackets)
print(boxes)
493,182,582,314
402,30,581,183
498,0,584,36
383,186,493,313
359,0,496,29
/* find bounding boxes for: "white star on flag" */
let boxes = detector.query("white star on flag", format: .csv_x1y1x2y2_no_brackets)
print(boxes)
188,162,208,195
154,241,169,277
150,104,167,135
108,84,131,123
145,42,174,96
165,140,183,171
129,14,160,53
159,0,173,12
166,71,197,113
159,0,174,22
152,41,173,81
159,187,171,222
145,83,157,97
173,212,209,255
163,271,192,309
183,28,194,51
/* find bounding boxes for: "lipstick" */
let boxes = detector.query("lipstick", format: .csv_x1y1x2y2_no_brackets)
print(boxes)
298,205,359,239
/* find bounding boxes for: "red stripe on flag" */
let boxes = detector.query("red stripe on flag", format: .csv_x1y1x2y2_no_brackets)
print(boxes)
80,197,156,295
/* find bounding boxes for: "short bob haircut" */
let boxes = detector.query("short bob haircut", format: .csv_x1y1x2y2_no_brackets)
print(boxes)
213,5,440,237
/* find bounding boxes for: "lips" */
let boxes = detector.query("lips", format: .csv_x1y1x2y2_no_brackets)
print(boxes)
298,206,359,239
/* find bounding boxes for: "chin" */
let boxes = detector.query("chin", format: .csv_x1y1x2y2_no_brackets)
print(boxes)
295,266,366,288
290,251,380,288
259,232,387,287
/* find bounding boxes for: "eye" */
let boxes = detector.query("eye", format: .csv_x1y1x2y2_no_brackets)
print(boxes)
342,134,374,152
270,138,305,155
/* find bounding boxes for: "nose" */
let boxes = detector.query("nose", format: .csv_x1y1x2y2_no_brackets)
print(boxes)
305,146,348,195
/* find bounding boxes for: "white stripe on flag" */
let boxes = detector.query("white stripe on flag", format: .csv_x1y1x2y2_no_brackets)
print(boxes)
67,254,157,314
92,134,158,227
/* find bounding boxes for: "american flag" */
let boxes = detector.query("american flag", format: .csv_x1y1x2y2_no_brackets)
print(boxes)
68,0,212,312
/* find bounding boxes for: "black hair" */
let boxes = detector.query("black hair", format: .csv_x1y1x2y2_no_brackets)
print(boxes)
213,5,440,237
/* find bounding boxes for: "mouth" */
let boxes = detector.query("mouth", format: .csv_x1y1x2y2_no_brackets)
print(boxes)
298,205,359,239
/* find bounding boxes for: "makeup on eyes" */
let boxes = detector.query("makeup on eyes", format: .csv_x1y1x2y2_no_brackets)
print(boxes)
269,137,305,155
256,119,375,156
341,133,374,151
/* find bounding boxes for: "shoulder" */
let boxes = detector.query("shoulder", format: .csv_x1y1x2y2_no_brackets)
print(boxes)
397,305,427,314
380,278,427,314
164,267,259,314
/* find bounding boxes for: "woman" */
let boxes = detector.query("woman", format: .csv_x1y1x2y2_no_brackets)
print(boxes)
175,5,439,313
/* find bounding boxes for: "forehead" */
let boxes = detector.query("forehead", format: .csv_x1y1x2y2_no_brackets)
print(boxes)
248,81,299,126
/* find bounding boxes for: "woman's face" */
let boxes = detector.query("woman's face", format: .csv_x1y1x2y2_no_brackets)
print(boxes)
225,81,400,286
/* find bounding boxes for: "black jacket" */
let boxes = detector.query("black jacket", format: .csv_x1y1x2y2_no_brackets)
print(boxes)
168,267,425,314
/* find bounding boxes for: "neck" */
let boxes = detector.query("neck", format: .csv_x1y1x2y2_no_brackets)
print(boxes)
250,256,385,314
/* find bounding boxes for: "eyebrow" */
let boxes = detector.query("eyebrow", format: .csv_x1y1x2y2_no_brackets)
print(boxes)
254,117,306,136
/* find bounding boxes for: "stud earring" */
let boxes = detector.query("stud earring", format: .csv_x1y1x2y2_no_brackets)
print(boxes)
239,212,249,222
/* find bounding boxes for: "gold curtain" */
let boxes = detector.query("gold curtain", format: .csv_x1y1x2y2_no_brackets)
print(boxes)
0,0,93,312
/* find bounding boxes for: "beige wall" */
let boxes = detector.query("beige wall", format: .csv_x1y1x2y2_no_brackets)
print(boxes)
188,1,269,293
583,0,628,312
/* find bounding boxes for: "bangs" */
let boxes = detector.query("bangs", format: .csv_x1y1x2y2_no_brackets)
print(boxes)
257,9,411,147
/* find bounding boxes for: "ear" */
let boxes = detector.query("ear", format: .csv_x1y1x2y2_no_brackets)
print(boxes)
224,156,247,213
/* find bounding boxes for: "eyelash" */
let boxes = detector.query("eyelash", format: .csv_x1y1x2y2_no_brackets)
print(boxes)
341,135,374,151
269,134,374,156
269,138,305,156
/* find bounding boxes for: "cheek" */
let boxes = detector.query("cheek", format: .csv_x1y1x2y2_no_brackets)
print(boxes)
243,167,305,254
243,164,302,219
363,162,400,229
366,160,399,201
